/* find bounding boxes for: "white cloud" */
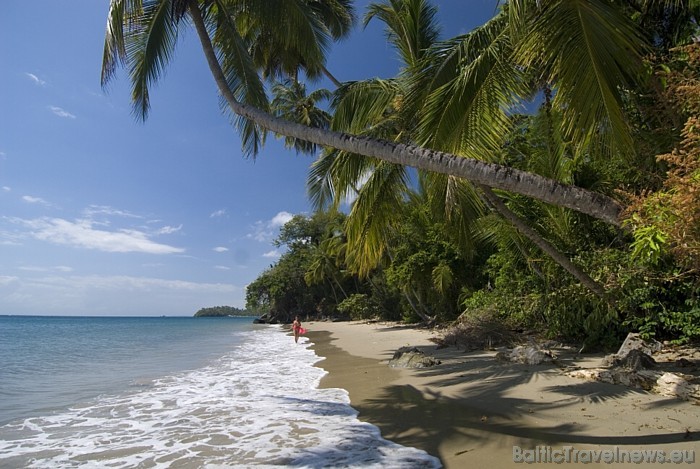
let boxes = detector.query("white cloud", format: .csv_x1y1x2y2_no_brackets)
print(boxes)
248,211,296,243
18,265,74,273
25,72,46,86
213,246,229,252
83,205,142,219
48,106,76,119
14,217,184,254
214,265,231,270
0,274,241,316
0,275,18,286
3,186,10,192
271,211,294,227
156,224,182,235
263,249,281,258
210,209,227,218
22,195,51,206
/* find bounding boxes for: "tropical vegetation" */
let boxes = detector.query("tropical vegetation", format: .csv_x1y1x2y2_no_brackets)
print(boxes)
194,306,254,317
104,0,700,348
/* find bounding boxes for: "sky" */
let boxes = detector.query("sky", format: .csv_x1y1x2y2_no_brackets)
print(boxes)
0,1,497,316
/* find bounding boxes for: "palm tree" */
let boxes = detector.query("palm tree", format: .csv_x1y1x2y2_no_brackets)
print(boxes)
270,79,332,154
241,0,355,85
304,235,349,303
309,0,609,298
101,0,642,226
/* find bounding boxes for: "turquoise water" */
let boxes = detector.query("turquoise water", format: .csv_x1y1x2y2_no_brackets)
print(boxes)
0,315,441,468
0,315,254,425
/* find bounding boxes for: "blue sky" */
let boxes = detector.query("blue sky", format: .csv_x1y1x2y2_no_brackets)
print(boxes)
0,1,496,316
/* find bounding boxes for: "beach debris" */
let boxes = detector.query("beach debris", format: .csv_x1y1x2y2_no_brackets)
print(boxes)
677,358,695,368
604,332,662,362
495,345,554,365
568,368,660,391
653,372,700,402
434,311,517,351
388,346,441,368
604,349,657,371
567,337,700,403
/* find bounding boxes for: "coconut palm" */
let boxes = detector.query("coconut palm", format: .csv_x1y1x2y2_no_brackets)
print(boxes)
308,0,481,273
102,0,636,225
270,79,332,154
309,0,610,298
241,0,355,85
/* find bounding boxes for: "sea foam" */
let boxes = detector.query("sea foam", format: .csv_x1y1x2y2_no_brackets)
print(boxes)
0,325,441,468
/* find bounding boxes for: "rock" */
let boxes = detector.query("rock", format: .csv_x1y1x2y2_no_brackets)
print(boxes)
616,349,657,370
388,346,440,368
654,372,700,403
496,345,554,365
568,335,700,403
616,332,662,357
567,368,659,391
676,358,695,368
568,366,700,402
602,333,660,368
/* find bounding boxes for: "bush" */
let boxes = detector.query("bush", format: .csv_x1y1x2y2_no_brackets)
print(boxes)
336,294,382,320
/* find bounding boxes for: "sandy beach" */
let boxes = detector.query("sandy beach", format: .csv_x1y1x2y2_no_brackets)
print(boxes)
306,320,700,468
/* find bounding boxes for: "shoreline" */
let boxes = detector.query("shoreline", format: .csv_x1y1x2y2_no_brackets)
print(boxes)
306,320,700,468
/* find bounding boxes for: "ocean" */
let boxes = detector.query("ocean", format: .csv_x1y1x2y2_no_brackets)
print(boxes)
0,315,441,468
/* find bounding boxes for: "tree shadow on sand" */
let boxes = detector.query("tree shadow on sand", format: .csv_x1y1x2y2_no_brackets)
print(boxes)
350,344,696,459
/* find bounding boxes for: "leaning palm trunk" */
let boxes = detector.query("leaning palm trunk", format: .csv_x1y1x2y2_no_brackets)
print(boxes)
186,2,623,227
479,186,608,300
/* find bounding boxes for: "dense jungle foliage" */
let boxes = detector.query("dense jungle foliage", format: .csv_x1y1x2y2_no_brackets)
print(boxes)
102,0,700,350
245,2,700,349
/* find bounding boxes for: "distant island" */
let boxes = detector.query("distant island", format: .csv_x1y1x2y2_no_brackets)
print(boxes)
194,306,256,317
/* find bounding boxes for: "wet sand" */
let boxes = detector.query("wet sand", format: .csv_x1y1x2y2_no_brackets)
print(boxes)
306,321,700,468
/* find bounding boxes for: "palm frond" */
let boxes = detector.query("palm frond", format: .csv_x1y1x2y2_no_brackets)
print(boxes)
239,0,342,81
344,161,410,276
208,0,270,156
309,0,356,40
271,79,331,153
126,0,180,120
102,0,137,86
516,0,648,156
432,262,453,294
419,171,484,254
364,0,440,68
415,11,525,159
307,148,340,210
331,79,402,134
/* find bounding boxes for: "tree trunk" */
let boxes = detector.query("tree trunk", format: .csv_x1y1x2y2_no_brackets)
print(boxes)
187,2,623,227
479,185,609,300
322,65,342,88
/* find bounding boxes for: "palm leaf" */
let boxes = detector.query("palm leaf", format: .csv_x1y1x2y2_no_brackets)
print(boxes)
364,0,440,68
237,0,338,80
308,148,340,210
102,0,139,86
331,79,402,134
344,161,410,276
205,0,269,156
415,11,525,159
125,0,180,120
271,79,331,153
515,0,648,156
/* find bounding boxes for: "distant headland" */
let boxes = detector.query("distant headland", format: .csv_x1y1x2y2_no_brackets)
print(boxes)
193,306,256,317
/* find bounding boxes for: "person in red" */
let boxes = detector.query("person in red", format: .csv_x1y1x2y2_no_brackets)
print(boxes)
292,316,306,343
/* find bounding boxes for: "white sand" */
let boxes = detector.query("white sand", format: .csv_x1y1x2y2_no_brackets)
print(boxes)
306,320,700,468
